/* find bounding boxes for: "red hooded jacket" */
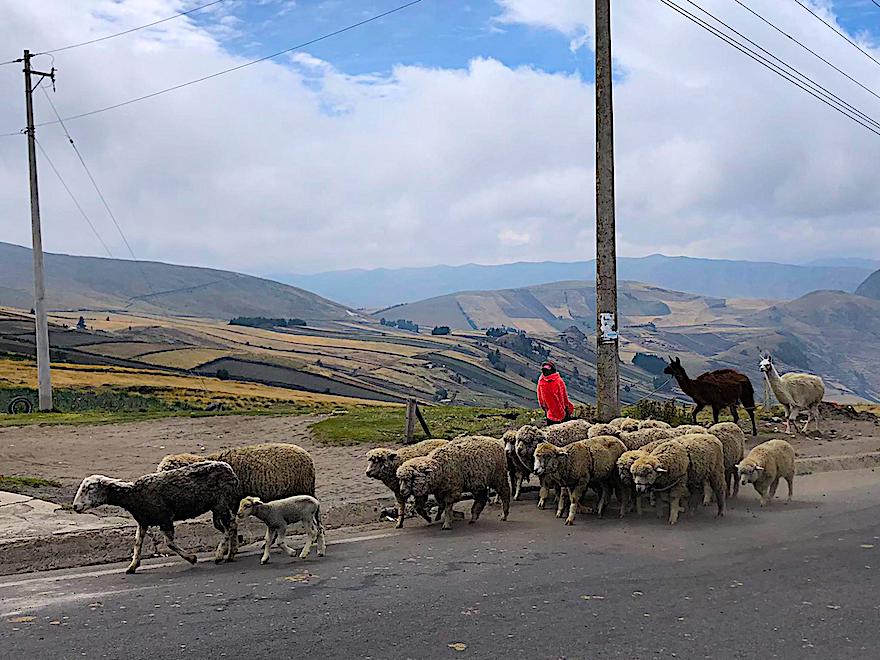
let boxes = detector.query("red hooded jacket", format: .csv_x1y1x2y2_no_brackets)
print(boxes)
537,372,574,422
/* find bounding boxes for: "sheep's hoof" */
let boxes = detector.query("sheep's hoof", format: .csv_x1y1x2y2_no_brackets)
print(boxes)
537,500,545,509
124,566,138,575
441,524,452,531
394,520,404,529
318,551,325,557
564,519,574,526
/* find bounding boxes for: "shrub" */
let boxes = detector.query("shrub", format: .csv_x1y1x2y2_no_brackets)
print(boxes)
431,326,451,336
632,352,667,374
216,368,230,380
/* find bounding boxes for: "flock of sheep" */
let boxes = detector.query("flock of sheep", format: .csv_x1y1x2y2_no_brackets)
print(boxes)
72,416,796,574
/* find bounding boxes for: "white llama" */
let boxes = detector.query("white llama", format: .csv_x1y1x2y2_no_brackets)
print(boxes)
759,354,825,434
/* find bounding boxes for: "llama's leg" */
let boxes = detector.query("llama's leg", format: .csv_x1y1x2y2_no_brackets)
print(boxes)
747,407,758,436
692,403,705,424
160,524,197,565
125,524,147,574
729,405,740,424
711,406,721,425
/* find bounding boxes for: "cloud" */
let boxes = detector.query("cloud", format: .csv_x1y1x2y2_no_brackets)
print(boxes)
0,0,878,282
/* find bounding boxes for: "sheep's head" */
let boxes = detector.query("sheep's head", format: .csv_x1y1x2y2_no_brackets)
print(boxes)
759,354,773,374
630,455,667,493
515,425,545,464
365,448,399,481
501,430,518,456
617,450,644,484
396,457,436,499
157,453,204,472
533,442,563,478
737,461,764,485
237,496,263,518
610,417,639,433
588,423,620,439
72,475,120,512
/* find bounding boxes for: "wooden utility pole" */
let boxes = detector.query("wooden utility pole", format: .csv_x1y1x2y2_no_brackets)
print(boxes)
23,50,54,411
594,0,620,421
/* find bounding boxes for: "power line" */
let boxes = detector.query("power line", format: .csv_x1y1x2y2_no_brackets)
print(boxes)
681,0,880,130
659,0,880,137
873,0,880,10
732,0,880,105
36,0,228,55
792,0,880,70
40,87,156,292
32,0,425,127
33,137,115,257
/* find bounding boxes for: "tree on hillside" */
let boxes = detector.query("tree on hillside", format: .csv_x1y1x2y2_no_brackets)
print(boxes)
431,326,451,335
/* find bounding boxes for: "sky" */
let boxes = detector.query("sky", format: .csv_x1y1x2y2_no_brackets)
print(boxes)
1,0,879,277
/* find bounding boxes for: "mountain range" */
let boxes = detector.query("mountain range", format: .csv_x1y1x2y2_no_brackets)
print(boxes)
277,254,874,309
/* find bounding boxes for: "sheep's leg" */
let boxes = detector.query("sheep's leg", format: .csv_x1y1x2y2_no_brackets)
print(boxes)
315,511,326,557
513,474,523,501
702,480,713,506
565,485,587,526
441,497,455,531
710,474,726,518
261,528,276,564
785,475,794,502
394,493,407,529
596,484,611,518
413,495,433,524
555,488,568,519
469,490,489,524
668,494,682,525
635,492,643,517
755,480,769,507
538,480,550,509
732,468,740,499
125,524,147,574
768,476,780,504
619,487,630,519
160,525,197,565
224,513,238,562
298,523,316,559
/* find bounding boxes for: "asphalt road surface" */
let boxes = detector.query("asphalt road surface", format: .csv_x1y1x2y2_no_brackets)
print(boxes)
1,469,878,659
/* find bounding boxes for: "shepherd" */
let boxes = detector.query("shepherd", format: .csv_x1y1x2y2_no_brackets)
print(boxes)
537,360,574,426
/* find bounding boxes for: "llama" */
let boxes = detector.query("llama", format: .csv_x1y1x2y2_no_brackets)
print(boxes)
663,356,758,436
759,354,825,434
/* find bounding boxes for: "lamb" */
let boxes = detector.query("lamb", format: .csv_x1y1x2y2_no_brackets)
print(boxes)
237,495,326,564
396,436,510,530
72,461,240,574
618,427,675,451
514,420,591,509
664,356,758,435
736,439,796,507
502,430,531,501
760,354,825,434
158,442,315,501
630,434,726,524
533,436,626,525
708,422,746,498
609,417,640,433
365,439,448,528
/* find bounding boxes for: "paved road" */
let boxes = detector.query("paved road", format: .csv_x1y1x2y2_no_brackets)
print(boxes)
1,470,878,659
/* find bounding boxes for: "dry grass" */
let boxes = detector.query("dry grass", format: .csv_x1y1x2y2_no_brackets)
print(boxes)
138,347,237,369
0,358,388,406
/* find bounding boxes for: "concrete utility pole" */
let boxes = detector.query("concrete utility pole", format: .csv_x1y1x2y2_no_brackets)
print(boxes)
594,0,620,421
22,49,55,411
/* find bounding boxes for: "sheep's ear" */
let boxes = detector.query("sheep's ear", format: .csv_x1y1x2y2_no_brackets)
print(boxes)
386,452,398,462
754,466,765,471
655,467,667,473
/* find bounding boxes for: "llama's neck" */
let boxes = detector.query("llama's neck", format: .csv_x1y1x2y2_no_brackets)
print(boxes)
764,366,788,403
672,372,695,397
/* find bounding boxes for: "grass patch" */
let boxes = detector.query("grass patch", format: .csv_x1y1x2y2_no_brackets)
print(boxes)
311,405,539,445
0,475,62,491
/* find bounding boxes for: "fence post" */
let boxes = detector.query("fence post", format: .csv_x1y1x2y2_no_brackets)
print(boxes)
405,398,417,444
415,404,431,437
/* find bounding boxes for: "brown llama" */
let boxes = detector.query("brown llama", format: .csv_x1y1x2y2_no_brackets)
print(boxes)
663,356,758,436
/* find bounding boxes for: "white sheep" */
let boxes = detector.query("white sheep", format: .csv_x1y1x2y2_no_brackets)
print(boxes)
238,495,326,564
760,354,825,434
736,439,796,506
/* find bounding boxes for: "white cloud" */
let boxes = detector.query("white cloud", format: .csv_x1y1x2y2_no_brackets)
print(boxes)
0,0,878,282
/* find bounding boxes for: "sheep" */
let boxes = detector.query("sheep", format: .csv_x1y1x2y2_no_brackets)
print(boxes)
708,422,746,498
514,420,591,509
159,442,315,501
638,419,672,430
618,427,675,451
664,356,758,435
668,424,708,437
609,417,640,433
587,423,622,439
736,439,796,507
630,434,726,524
502,430,531,501
760,354,825,434
533,436,626,525
396,436,510,530
616,439,666,517
237,495,326,564
365,439,448,528
72,461,240,574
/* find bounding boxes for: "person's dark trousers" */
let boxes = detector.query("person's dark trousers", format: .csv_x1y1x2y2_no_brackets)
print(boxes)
545,414,571,427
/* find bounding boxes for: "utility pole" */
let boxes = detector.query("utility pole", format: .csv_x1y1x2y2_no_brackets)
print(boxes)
22,49,55,411
594,0,620,421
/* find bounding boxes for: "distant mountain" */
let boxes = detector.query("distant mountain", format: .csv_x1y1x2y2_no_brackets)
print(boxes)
0,241,353,321
807,257,880,270
855,269,880,301
277,254,872,308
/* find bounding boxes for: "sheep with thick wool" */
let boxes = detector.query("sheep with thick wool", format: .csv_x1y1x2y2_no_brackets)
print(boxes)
395,436,510,530
708,422,746,498
630,434,726,524
502,430,531,500
736,439,795,507
609,417,640,433
638,419,672,430
587,423,622,439
616,439,667,517
619,427,675,451
514,420,591,509
366,439,448,528
72,461,240,574
533,435,626,525
668,424,708,437
158,443,315,502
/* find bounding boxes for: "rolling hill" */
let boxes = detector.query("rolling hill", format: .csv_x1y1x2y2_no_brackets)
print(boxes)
855,268,880,301
0,241,353,321
278,254,873,308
